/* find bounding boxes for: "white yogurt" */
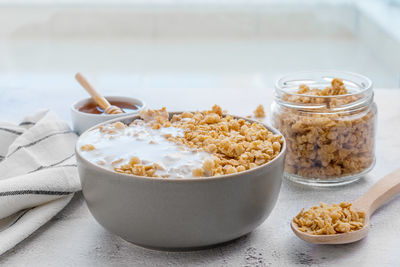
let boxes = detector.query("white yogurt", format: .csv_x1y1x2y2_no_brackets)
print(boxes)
78,122,212,178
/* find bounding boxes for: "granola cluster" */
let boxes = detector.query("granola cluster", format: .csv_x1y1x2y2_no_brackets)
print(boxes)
83,105,283,178
273,78,375,179
115,156,165,177
293,202,365,235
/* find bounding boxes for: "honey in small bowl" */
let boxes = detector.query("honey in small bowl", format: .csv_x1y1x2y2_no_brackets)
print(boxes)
79,100,140,115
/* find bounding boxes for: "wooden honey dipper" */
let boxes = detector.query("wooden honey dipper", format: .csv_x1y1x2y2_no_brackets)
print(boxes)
75,72,124,115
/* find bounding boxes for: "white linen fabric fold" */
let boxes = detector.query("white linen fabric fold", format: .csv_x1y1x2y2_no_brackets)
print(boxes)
0,110,81,255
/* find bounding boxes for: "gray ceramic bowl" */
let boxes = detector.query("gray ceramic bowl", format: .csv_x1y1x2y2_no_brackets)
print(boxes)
76,112,286,250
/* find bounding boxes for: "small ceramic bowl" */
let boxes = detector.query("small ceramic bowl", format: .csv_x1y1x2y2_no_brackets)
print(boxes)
71,96,145,135
76,113,286,250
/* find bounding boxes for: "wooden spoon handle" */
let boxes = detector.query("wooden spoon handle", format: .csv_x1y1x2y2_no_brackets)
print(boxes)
75,72,111,111
353,169,400,214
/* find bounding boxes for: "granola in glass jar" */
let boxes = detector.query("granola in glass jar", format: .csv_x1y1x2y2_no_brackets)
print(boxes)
272,71,376,186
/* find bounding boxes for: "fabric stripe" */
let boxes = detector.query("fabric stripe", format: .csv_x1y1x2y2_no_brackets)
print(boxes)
48,164,77,169
7,209,31,229
19,121,35,126
28,164,77,174
0,190,73,197
7,130,74,157
28,154,75,173
0,128,23,135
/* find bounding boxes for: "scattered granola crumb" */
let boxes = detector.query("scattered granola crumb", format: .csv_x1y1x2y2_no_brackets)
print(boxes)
114,121,126,129
253,105,266,118
80,144,95,151
192,168,204,177
111,158,124,166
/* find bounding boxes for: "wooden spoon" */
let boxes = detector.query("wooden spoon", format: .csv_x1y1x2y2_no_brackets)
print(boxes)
75,72,123,115
291,168,400,244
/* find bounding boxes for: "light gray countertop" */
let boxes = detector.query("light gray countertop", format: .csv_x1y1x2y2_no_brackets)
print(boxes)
0,87,399,266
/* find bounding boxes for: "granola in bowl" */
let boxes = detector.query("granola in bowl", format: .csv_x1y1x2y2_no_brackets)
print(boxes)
78,105,284,178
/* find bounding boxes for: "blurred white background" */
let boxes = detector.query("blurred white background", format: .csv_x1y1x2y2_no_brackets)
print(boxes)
0,0,399,121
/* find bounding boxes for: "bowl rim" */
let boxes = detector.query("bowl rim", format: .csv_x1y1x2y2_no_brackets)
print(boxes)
71,95,146,117
75,111,286,182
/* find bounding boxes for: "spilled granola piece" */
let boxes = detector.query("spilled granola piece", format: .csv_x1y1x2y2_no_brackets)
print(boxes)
253,105,266,118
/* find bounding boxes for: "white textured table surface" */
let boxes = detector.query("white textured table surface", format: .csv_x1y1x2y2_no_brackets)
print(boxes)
0,87,399,266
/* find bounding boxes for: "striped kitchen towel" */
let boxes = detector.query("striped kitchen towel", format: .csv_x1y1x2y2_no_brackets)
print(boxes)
0,110,81,255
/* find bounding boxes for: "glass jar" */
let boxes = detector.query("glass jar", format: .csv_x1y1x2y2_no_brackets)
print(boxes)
271,71,377,186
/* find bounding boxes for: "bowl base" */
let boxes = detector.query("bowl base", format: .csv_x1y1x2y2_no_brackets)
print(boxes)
121,233,250,252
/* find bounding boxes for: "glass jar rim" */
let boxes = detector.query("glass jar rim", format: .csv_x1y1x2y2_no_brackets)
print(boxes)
274,70,374,112
275,70,372,97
